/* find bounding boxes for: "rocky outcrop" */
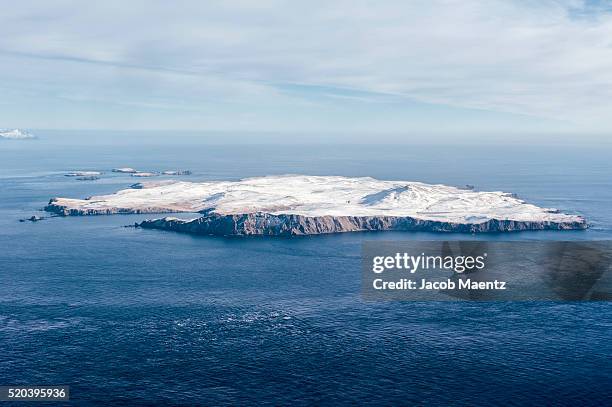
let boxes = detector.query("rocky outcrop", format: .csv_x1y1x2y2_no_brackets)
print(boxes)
45,199,180,216
136,212,587,236
19,215,45,222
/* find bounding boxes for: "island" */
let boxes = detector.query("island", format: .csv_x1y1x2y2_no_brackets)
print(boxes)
0,129,35,139
65,171,102,177
112,167,138,173
44,175,586,236
131,172,158,177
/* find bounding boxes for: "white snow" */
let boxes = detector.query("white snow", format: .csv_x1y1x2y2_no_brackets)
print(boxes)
48,175,583,224
0,129,35,139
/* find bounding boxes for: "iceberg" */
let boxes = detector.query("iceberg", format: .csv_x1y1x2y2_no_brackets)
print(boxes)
45,175,586,235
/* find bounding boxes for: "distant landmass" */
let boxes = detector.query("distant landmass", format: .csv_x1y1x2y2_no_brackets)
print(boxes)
65,171,102,177
110,168,191,177
44,175,587,236
0,129,35,139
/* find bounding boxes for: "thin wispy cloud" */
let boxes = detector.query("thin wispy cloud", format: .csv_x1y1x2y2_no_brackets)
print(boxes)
1,0,612,133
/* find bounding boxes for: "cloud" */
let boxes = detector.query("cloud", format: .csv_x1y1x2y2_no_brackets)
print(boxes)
1,0,612,131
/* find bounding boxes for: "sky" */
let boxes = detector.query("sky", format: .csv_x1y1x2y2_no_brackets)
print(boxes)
1,0,612,137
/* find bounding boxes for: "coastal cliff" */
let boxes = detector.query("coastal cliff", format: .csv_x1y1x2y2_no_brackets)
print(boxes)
45,198,180,216
136,213,587,236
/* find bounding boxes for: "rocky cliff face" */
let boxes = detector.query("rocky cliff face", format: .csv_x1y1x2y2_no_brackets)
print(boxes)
45,199,179,216
136,212,587,236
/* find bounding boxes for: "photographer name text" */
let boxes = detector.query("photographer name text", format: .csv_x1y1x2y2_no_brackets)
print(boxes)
371,252,507,291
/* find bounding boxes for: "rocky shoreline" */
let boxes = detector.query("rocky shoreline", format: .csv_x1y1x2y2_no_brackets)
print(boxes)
135,213,587,236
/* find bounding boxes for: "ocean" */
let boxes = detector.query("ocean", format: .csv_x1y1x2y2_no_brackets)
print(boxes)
1,132,611,405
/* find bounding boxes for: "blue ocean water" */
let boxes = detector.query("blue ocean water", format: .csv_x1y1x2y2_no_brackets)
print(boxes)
1,133,611,405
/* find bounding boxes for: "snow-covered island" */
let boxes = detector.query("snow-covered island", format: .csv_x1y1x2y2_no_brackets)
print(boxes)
0,129,36,140
112,167,138,173
131,172,158,178
111,168,161,177
44,175,587,236
65,171,102,177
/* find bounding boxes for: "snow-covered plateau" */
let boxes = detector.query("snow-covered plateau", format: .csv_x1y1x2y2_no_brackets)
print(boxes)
45,175,587,235
0,129,35,139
